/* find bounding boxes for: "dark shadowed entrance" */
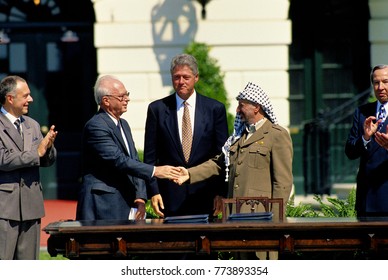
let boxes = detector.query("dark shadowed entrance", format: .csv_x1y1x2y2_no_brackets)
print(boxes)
0,0,97,199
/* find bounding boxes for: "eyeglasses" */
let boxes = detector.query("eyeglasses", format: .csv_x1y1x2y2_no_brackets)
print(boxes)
105,92,130,102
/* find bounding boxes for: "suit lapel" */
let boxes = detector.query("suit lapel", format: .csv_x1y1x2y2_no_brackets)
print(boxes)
99,110,130,156
0,113,24,150
163,94,185,159
120,119,136,159
21,116,33,151
190,95,205,161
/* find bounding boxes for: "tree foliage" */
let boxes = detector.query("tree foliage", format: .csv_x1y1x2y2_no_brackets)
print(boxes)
184,41,235,133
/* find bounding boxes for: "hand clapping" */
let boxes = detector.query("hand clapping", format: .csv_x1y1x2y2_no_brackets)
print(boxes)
363,116,380,141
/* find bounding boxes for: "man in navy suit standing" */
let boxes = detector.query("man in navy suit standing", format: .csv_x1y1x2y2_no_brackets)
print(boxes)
76,75,180,221
144,54,229,218
346,64,388,216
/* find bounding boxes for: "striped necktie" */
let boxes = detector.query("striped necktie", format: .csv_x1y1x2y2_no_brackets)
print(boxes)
14,118,23,138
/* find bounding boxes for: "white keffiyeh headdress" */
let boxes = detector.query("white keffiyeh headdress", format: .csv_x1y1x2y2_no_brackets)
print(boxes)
222,82,278,181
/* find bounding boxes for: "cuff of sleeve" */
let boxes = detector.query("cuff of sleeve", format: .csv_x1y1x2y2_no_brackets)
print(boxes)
362,135,370,148
152,166,155,177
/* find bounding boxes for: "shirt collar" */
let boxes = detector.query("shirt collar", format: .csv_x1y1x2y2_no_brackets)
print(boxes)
246,117,266,133
104,110,119,126
379,101,388,110
176,90,197,109
1,107,20,125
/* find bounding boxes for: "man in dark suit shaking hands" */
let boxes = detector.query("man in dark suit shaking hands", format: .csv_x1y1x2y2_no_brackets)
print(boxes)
0,75,57,259
76,75,180,221
346,64,388,216
144,54,229,218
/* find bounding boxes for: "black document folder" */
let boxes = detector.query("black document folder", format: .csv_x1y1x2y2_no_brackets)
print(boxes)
228,212,273,221
163,214,209,224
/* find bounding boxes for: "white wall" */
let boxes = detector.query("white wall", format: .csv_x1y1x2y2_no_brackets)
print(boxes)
370,0,388,66
93,0,292,150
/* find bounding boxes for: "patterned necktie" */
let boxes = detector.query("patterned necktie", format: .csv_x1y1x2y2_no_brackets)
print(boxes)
182,101,192,163
378,104,386,131
14,118,23,138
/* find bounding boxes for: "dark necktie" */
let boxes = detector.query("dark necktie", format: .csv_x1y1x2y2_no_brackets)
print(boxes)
14,118,23,138
182,101,192,163
378,104,386,131
117,119,130,156
117,119,122,132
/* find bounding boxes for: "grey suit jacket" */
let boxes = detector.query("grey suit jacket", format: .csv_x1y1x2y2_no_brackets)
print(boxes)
0,112,57,221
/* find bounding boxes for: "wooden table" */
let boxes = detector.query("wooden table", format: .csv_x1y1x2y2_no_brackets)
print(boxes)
43,217,388,259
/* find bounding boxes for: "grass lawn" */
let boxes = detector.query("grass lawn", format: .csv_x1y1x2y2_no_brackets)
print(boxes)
39,250,68,260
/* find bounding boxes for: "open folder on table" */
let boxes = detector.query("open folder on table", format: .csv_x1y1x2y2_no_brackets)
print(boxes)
227,212,273,221
163,214,209,224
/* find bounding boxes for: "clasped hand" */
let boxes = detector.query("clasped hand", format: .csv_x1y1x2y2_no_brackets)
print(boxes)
154,166,189,184
173,167,189,185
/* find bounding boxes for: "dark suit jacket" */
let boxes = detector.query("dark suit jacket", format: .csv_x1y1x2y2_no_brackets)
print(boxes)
76,109,153,220
0,113,56,222
144,93,228,217
345,101,388,216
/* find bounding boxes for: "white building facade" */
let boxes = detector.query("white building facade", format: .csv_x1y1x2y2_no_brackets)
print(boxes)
93,0,292,150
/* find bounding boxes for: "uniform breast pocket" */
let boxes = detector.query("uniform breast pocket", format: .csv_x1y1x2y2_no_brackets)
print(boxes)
248,145,269,169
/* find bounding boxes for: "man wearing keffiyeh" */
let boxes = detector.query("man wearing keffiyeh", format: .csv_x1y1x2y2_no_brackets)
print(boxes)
175,82,293,259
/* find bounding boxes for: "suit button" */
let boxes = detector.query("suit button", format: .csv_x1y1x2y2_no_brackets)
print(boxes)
240,149,244,153
235,172,240,177
234,184,239,189
238,160,242,165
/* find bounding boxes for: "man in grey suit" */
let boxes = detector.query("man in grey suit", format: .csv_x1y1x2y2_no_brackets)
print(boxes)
0,75,58,260
76,75,180,221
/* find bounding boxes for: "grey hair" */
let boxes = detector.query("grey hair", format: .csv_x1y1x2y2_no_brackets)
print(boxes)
0,75,26,104
370,64,388,84
170,54,199,76
93,75,119,105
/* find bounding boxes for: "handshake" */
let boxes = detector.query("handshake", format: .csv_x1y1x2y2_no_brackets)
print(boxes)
154,165,189,185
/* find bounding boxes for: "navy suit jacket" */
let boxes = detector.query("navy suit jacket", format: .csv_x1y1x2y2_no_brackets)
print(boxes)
345,101,388,216
144,93,228,217
76,109,152,220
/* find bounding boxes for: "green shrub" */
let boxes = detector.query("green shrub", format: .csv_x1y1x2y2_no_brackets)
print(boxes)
286,194,318,217
313,187,357,217
184,41,235,133
286,188,357,218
